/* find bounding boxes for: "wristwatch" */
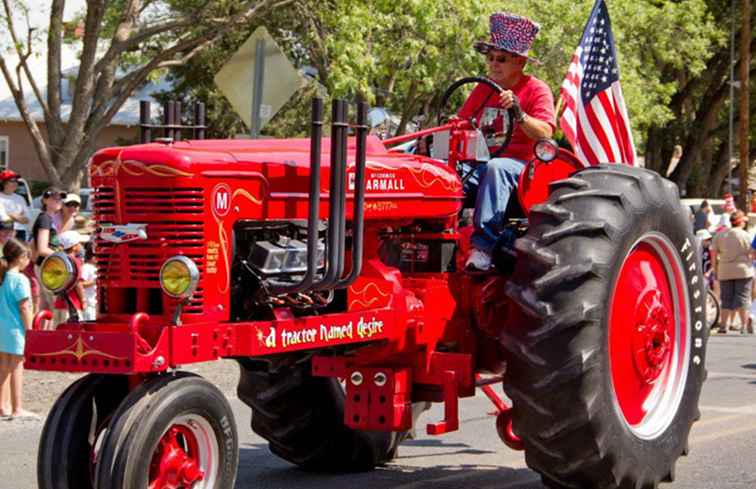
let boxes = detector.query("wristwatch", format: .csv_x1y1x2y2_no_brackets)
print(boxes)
517,112,528,124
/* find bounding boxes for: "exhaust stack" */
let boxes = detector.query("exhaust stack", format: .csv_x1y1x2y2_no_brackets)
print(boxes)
271,98,367,295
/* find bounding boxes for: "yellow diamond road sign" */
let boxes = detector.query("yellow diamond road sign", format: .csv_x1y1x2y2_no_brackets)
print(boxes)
214,26,304,131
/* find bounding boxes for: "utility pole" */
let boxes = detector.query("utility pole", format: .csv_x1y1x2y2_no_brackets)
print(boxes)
728,0,736,195
738,0,751,210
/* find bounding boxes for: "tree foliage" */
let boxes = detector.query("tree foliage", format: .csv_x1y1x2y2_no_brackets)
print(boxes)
170,0,737,196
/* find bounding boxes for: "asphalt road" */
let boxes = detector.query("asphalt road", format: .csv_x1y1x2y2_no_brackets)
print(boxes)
3,333,756,489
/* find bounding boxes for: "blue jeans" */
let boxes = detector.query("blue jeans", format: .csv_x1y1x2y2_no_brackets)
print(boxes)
461,157,525,254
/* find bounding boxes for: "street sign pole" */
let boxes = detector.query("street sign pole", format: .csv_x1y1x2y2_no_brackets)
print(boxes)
215,26,307,136
251,39,266,138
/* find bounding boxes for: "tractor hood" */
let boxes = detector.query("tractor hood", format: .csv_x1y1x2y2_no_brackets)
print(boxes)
90,136,462,221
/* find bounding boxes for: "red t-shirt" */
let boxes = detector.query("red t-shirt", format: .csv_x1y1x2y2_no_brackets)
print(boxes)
458,75,556,161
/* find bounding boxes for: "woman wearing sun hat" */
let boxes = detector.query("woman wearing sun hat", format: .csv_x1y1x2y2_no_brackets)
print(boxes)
711,210,755,334
458,12,556,271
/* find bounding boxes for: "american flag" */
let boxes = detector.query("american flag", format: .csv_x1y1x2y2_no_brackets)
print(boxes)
559,0,636,166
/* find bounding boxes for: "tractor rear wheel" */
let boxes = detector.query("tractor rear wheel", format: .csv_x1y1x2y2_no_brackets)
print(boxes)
237,357,403,471
37,374,128,489
504,164,707,489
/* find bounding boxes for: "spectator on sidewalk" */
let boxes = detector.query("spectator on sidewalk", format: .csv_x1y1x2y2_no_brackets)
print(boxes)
31,188,65,313
0,238,37,419
693,201,712,233
0,170,31,242
51,231,87,327
80,242,97,321
711,210,755,334
716,193,736,230
0,219,13,416
56,193,81,233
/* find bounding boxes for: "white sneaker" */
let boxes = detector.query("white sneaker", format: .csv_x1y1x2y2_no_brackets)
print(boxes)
466,248,492,271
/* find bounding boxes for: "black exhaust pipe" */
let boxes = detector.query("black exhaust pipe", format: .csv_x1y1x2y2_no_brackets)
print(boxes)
269,98,324,295
271,98,366,295
335,101,368,288
312,99,348,291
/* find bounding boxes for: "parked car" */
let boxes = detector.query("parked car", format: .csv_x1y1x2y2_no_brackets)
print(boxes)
681,198,728,230
13,177,33,207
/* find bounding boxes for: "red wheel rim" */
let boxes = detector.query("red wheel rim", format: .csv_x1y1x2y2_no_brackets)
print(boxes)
148,414,219,489
608,234,690,439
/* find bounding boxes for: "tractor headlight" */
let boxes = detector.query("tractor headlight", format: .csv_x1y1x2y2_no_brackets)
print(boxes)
534,138,559,162
159,256,200,300
40,252,78,294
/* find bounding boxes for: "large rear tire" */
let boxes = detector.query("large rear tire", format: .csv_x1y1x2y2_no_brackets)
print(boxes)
237,357,402,471
504,164,707,489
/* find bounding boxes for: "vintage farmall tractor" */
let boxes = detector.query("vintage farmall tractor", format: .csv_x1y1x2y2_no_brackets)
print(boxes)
27,77,707,489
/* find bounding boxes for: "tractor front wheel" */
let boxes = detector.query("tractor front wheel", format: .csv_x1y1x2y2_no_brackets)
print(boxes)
504,164,707,489
95,372,238,489
37,374,128,489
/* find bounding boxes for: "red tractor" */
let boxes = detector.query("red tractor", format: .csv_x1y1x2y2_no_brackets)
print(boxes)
28,77,707,489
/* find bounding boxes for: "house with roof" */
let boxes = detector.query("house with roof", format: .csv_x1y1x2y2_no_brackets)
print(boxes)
0,65,167,184
0,0,166,185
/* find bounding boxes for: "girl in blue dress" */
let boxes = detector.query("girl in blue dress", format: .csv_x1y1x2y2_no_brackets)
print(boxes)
0,238,34,418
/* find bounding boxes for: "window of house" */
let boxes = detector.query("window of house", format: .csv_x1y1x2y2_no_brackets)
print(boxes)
0,136,8,169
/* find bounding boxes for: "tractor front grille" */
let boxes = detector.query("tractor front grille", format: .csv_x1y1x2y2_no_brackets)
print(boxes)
93,186,206,316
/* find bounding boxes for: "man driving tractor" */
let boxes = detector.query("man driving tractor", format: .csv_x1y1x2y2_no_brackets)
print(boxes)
459,12,555,271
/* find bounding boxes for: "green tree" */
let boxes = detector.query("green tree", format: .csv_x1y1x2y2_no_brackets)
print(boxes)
166,0,496,138
167,0,744,197
0,0,294,188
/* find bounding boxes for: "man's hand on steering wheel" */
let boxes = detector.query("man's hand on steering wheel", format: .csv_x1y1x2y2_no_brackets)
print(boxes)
439,76,518,159
499,91,526,124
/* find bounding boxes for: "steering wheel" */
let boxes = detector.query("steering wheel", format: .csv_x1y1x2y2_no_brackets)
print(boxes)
438,76,516,159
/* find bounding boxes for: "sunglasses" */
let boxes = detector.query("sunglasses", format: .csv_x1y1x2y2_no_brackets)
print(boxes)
65,202,80,208
486,53,509,63
43,190,67,200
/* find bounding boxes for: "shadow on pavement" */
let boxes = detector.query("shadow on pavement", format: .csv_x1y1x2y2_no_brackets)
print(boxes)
235,443,544,489
742,363,756,370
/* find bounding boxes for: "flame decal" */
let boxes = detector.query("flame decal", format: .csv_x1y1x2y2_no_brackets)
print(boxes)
215,187,264,294
35,335,128,361
232,188,263,205
407,163,458,191
91,159,192,178
92,160,119,177
348,282,391,310
216,216,231,294
364,160,458,192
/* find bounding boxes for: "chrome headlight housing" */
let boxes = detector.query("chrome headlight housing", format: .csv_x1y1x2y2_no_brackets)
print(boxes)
159,255,200,300
534,138,559,162
39,252,78,294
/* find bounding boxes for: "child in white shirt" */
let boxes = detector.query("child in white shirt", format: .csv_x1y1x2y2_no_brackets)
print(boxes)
81,243,97,321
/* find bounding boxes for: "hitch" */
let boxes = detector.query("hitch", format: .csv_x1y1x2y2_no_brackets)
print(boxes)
475,373,523,450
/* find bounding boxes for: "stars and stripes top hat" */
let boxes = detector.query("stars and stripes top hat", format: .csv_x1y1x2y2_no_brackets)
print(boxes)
474,12,541,63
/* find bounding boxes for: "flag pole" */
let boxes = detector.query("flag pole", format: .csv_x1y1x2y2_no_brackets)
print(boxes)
555,95,565,121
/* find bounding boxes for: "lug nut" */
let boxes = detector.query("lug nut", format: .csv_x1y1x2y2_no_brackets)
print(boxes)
374,372,387,387
350,371,364,386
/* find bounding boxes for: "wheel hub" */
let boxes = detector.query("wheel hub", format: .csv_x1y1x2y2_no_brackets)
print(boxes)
150,426,204,489
609,236,690,439
632,290,672,384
